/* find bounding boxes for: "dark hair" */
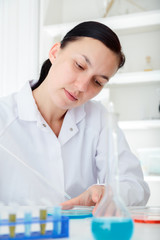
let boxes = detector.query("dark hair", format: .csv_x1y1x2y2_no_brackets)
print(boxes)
32,21,125,90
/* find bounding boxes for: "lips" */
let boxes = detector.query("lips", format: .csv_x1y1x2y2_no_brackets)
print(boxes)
64,89,78,101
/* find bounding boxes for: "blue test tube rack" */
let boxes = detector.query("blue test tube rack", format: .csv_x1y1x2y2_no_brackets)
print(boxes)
0,215,69,239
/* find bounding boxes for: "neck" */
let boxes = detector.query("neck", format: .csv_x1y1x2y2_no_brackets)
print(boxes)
32,82,67,136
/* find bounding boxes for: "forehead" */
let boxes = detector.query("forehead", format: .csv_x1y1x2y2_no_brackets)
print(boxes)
59,37,118,64
61,37,108,52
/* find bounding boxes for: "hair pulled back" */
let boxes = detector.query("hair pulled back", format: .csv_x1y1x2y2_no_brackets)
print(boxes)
32,21,125,90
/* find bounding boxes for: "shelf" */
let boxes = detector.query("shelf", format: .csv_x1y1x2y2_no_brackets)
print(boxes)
144,176,160,182
98,10,160,34
44,10,160,38
108,70,160,85
118,120,160,130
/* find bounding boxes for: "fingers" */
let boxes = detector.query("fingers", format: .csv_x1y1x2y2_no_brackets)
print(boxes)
92,202,99,215
61,185,105,212
91,185,105,204
61,204,73,210
90,185,105,215
92,193,99,203
61,196,81,209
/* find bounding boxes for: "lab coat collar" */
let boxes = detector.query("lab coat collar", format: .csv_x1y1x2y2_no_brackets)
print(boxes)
17,80,39,122
17,81,86,140
58,105,86,145
69,104,86,125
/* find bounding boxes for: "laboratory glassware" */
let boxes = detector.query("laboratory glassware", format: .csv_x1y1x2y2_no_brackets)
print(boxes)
91,102,134,240
129,206,160,224
144,56,153,71
0,206,69,239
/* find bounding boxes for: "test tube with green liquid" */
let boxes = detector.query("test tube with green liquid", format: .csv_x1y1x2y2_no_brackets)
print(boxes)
8,202,18,238
40,208,47,235
9,213,16,238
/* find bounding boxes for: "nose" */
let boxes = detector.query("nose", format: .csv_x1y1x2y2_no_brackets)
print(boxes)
75,76,90,92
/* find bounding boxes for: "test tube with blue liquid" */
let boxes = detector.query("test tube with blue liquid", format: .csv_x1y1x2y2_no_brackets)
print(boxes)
24,208,32,237
53,206,61,235
0,202,4,235
91,102,134,240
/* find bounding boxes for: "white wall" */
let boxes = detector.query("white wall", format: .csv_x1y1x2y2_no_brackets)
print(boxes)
0,0,39,96
119,30,160,73
109,82,160,121
61,0,106,23
43,0,160,24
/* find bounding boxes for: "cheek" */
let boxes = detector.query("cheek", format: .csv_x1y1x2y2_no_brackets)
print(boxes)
55,62,75,84
85,87,102,101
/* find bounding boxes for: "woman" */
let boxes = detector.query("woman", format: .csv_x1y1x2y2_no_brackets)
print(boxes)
0,21,150,208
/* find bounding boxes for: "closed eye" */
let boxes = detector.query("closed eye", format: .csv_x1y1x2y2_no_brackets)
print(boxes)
75,62,84,70
94,79,103,87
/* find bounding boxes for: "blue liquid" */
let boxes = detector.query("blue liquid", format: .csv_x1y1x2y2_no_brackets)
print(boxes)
24,212,32,237
91,217,134,240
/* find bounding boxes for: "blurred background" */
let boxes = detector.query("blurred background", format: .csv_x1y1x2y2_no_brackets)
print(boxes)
0,0,160,206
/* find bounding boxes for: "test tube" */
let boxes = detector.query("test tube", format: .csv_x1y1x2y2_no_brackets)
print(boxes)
23,200,34,237
9,213,16,238
53,206,61,235
24,210,32,237
40,207,47,235
0,202,4,235
8,202,18,238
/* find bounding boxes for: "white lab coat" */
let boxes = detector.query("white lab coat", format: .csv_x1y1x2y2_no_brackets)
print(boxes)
0,81,150,205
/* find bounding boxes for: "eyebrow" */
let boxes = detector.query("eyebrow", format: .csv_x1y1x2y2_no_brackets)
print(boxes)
100,75,109,81
82,54,109,81
82,54,92,66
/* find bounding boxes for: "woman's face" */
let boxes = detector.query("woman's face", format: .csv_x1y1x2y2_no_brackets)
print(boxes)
46,37,119,110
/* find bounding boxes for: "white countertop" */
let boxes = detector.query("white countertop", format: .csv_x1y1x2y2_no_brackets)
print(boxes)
66,218,160,240
0,207,159,240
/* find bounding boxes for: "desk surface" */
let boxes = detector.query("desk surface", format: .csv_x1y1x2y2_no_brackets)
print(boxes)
0,208,159,240
66,218,160,240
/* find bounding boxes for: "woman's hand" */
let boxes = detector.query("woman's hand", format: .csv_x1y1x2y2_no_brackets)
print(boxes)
61,185,105,215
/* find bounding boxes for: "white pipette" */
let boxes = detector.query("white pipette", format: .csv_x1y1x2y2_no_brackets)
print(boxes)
0,144,71,201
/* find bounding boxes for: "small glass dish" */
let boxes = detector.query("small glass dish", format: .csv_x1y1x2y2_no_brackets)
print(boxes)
48,206,93,219
128,206,160,224
61,206,93,219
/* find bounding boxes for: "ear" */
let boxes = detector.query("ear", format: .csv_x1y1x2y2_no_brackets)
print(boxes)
49,42,61,63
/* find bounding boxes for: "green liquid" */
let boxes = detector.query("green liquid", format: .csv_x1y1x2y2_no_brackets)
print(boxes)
9,214,16,238
40,209,47,235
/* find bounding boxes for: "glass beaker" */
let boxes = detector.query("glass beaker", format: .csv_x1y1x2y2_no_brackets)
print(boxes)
144,56,153,71
91,102,134,240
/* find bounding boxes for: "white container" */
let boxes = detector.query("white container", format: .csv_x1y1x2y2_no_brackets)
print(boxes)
137,148,160,176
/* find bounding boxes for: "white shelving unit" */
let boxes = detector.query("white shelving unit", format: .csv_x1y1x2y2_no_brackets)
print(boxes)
44,10,160,37
145,176,160,182
119,120,160,130
40,9,160,67
109,70,160,85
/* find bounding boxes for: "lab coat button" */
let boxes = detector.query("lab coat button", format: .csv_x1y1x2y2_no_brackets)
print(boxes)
42,123,46,127
70,128,73,131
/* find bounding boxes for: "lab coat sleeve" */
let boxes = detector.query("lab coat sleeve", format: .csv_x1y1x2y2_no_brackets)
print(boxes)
0,145,65,205
95,123,150,206
117,128,150,206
